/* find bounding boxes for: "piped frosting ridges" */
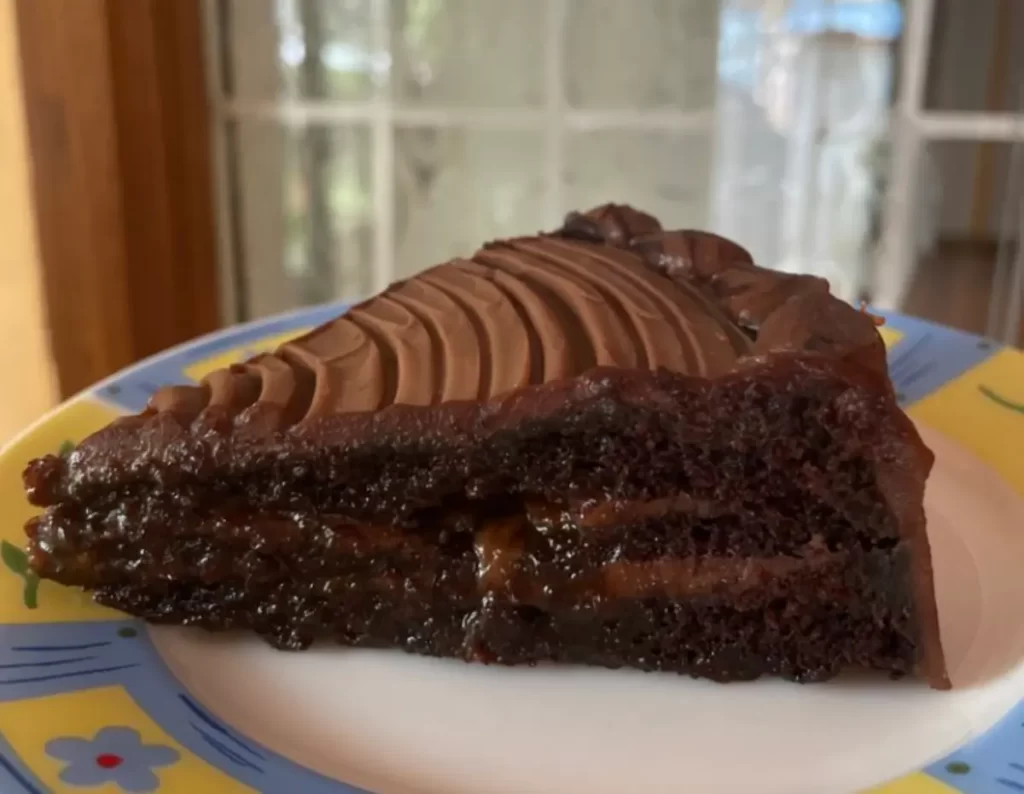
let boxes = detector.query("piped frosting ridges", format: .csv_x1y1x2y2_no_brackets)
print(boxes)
145,204,886,431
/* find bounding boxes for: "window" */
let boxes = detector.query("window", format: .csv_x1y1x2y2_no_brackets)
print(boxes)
208,0,1023,343
211,0,721,319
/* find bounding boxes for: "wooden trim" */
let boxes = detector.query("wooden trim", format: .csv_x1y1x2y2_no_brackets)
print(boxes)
931,237,999,258
15,0,219,398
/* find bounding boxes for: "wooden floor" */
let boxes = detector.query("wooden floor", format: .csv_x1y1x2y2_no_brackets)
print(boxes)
903,241,1021,343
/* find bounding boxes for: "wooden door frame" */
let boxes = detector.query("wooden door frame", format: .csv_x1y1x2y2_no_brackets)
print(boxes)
15,0,220,398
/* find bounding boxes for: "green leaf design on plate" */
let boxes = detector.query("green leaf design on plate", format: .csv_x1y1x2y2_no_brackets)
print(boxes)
1,541,39,609
58,439,76,457
979,385,1024,415
1,540,28,575
945,761,971,775
22,574,39,610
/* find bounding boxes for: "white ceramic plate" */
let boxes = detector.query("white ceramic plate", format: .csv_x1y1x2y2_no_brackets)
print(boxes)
0,306,1021,794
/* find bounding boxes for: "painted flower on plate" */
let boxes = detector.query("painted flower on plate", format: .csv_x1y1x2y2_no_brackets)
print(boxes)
45,726,179,792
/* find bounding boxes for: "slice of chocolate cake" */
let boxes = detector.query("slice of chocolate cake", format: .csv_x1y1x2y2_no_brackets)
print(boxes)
22,204,948,687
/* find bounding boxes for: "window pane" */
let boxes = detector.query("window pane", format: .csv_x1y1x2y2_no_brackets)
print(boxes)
897,140,1017,338
391,0,546,107
564,0,719,110
394,127,546,277
231,121,374,318
224,0,378,101
564,130,713,228
924,0,1023,113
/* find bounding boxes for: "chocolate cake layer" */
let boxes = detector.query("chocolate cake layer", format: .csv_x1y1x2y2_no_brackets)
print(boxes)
29,492,918,682
24,207,893,506
23,204,947,688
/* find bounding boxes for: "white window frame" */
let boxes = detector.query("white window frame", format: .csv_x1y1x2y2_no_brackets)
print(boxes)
204,0,1023,343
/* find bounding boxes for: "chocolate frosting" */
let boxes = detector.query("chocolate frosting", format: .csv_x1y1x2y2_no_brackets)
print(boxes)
147,204,887,426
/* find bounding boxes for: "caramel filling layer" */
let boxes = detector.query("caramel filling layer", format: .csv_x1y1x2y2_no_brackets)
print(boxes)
473,514,839,607
33,492,841,607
